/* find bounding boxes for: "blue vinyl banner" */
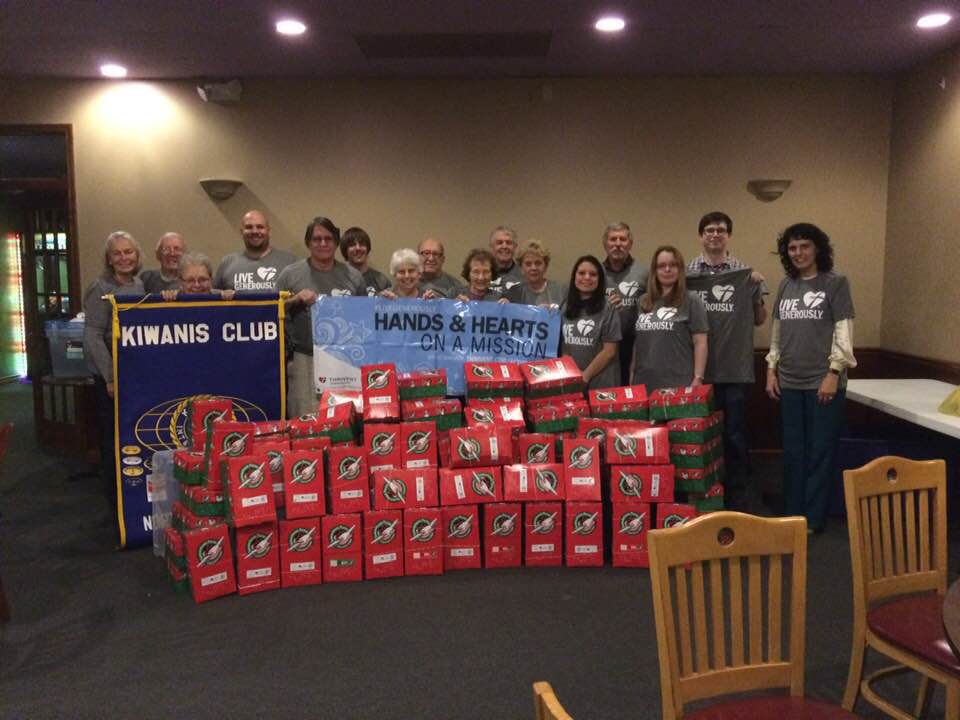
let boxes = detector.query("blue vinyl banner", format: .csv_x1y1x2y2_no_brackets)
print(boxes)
112,294,285,548
311,297,561,396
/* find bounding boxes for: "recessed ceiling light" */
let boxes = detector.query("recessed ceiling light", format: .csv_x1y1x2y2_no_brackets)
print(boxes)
100,63,127,79
276,19,307,36
917,12,952,28
595,16,626,33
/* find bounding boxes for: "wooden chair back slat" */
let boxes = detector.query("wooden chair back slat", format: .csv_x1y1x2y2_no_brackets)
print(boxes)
919,489,930,573
532,681,574,720
905,490,917,573
869,496,882,579
648,512,808,717
891,491,905,575
879,494,893,576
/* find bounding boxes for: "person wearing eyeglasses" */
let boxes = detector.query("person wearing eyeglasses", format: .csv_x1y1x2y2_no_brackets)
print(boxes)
277,216,366,418
487,225,524,294
687,211,767,513
630,245,708,391
141,232,186,294
417,238,466,299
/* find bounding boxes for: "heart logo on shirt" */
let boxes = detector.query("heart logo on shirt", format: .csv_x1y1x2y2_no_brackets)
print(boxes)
331,289,351,297
619,281,640,297
257,267,277,281
803,291,826,308
711,284,734,302
504,280,521,290
656,306,678,321
576,318,596,336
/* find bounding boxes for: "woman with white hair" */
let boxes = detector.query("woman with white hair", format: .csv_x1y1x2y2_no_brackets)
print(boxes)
161,253,235,300
381,248,439,299
82,231,145,533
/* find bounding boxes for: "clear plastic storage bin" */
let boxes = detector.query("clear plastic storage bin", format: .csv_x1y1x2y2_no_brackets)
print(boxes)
150,450,177,558
44,319,89,377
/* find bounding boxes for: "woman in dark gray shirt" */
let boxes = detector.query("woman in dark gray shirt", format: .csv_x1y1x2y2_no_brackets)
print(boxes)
560,255,621,389
765,223,856,533
504,239,567,309
82,231,145,529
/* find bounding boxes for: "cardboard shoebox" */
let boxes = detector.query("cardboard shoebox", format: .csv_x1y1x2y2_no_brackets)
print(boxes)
174,450,205,486
372,467,439,509
224,453,277,527
609,465,675,504
667,412,723,445
288,403,356,445
187,397,233,452
612,503,652,568
520,356,585,399
675,466,713,494
326,445,369,514
443,505,481,570
502,463,565,502
279,517,322,587
483,503,522,569
527,398,590,434
164,527,186,570
605,422,670,465
183,523,236,603
588,385,649,420
180,484,225,519
516,433,558,464
403,507,443,576
364,509,404,580
364,423,403,472
397,368,447,400
171,500,222,531
361,362,399,409
464,361,524,398
207,420,256,490
656,503,698,529
400,421,437,469
321,513,363,582
401,397,463,431
689,483,725,512
465,398,526,435
649,385,714,421
562,438,601,502
319,388,364,413
447,426,514,468
565,502,603,567
236,521,281,595
439,466,502,505
525,502,563,567
251,420,287,443
671,437,723,469
289,434,332,455
251,438,289,510
283,449,326,519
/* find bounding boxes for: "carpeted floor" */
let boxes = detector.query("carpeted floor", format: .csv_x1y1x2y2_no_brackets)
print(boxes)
0,381,956,719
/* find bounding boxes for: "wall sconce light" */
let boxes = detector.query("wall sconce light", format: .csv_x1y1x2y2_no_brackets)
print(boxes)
199,177,243,201
747,179,791,202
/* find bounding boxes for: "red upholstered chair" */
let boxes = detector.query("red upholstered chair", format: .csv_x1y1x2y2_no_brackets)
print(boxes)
648,511,858,719
532,681,574,720
842,456,959,719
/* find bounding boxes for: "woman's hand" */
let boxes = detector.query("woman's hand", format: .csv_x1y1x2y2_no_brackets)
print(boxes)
161,290,178,302
690,376,703,387
422,289,440,300
817,371,839,404
766,367,780,400
380,289,398,300
219,289,235,301
456,293,470,302
106,382,115,398
294,288,318,306
497,296,509,304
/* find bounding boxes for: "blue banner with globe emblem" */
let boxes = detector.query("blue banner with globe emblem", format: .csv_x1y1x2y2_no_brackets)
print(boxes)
311,296,561,396
111,294,285,548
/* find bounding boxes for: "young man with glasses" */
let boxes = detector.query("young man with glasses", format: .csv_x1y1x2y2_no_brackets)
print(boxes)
417,238,467,298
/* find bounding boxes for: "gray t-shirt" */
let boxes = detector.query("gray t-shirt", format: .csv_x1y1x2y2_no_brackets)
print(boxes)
631,291,709,391
419,271,467,299
505,279,568,309
687,268,759,384
213,248,298,291
773,272,855,390
277,259,366,354
82,272,145,382
561,303,622,390
489,262,524,295
140,269,179,294
362,267,391,297
603,257,649,337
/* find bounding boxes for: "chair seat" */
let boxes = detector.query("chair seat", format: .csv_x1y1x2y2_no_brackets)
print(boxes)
685,696,858,719
867,593,960,675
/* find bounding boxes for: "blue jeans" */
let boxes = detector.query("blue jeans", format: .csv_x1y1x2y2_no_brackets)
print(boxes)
780,387,846,531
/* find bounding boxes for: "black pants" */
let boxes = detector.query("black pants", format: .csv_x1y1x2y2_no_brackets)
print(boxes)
93,375,117,517
619,330,634,386
713,383,752,508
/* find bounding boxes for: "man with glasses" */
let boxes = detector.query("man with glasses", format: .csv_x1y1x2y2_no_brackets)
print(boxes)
487,225,524,294
141,232,186,294
687,211,767,513
214,209,296,292
417,238,467,298
601,221,648,385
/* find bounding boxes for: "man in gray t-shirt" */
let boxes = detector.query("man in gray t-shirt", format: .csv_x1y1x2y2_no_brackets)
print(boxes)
277,216,366,418
487,225,524,295
417,238,467,298
213,210,297,292
140,232,185,294
601,222,649,385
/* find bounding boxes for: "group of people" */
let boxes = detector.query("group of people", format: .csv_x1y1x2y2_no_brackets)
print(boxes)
83,209,856,536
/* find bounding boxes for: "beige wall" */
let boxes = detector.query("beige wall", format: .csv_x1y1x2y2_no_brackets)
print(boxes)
1,75,891,346
883,44,960,362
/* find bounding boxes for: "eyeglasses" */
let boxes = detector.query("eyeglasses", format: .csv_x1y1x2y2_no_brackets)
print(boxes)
702,226,729,236
419,250,444,258
310,235,336,245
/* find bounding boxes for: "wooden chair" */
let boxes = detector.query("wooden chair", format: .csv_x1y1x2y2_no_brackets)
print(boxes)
533,681,573,720
842,456,959,719
0,421,12,624
648,511,857,719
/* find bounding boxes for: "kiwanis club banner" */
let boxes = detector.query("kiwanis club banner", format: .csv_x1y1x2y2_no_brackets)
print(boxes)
112,294,285,549
311,296,561,396
686,268,756,384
